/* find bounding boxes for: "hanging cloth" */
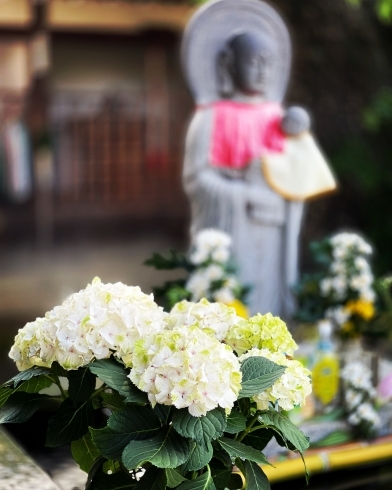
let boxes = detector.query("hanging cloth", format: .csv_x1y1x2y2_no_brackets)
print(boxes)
2,121,32,203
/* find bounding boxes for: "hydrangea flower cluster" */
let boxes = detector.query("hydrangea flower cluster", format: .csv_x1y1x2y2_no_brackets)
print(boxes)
186,229,245,306
129,325,242,417
240,349,312,411
167,298,243,341
225,313,298,356
8,280,311,420
320,232,375,303
341,361,380,436
9,277,167,370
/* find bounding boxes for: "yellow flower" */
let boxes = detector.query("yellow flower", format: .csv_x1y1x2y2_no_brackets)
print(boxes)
224,299,249,319
345,299,375,320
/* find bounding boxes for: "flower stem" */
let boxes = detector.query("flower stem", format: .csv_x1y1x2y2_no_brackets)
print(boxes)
236,413,260,442
53,375,67,400
91,385,107,399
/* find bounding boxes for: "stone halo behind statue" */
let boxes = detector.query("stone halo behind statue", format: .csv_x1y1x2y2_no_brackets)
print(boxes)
181,0,291,105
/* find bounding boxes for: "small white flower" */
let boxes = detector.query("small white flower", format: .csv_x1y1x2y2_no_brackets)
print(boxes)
345,389,363,410
320,278,333,296
341,362,373,391
325,306,350,326
350,274,373,292
349,402,381,428
204,264,225,281
190,229,232,266
211,248,230,263
213,288,235,304
360,288,376,302
186,271,210,301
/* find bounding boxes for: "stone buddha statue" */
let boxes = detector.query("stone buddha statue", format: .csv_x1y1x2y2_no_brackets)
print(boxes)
181,0,336,317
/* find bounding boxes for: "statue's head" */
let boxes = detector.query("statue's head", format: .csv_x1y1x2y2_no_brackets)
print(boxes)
217,31,277,98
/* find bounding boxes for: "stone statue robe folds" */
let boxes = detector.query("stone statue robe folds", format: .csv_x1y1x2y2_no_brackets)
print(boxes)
183,100,305,317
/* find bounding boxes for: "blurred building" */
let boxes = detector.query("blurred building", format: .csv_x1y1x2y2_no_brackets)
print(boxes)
0,0,196,243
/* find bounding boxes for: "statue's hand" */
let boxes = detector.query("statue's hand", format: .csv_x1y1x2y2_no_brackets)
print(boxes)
281,106,310,136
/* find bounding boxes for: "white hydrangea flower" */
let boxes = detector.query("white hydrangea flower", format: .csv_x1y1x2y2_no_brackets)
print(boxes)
225,313,298,357
9,277,167,370
239,349,312,411
129,324,242,417
167,299,242,341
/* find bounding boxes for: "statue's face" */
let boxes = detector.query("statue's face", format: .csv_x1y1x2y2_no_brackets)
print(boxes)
229,33,275,96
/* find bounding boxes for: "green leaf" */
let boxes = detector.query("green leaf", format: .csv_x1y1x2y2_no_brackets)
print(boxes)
242,428,274,452
210,461,232,490
166,468,187,488
0,392,50,423
153,404,172,425
227,473,244,490
258,410,309,453
90,406,161,460
5,367,51,387
172,408,227,447
144,249,191,271
85,456,106,490
0,386,16,408
46,398,94,446
88,358,147,404
182,441,213,472
225,410,246,434
88,466,137,490
237,398,250,418
134,466,167,490
242,460,270,490
218,437,270,465
238,357,285,399
68,368,96,405
99,391,125,411
71,432,100,473
50,362,68,377
176,466,216,490
211,441,231,467
103,460,121,475
16,375,53,393
122,426,190,469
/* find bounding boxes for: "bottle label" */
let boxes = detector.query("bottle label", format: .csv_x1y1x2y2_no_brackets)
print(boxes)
312,357,339,405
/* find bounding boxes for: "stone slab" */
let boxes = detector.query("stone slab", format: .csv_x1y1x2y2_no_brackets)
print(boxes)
0,427,60,490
